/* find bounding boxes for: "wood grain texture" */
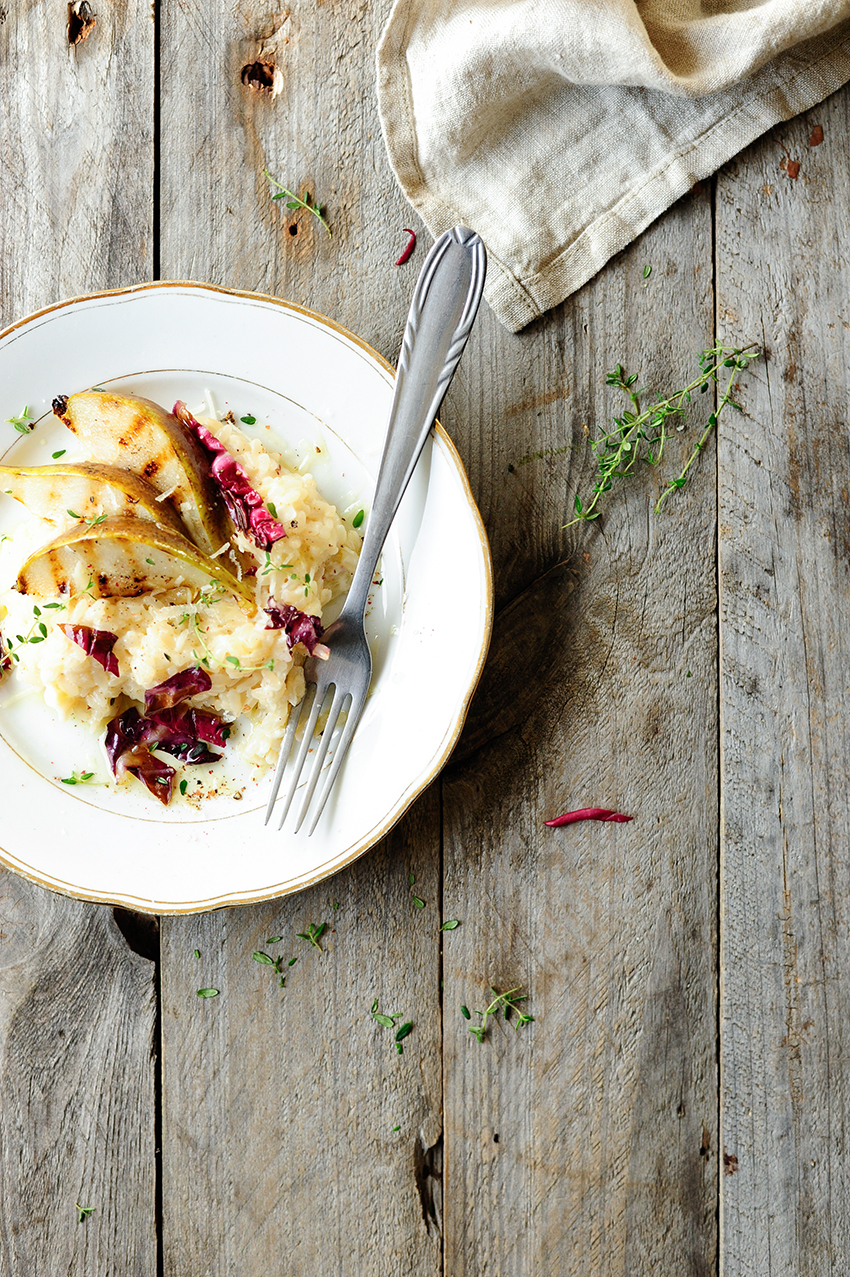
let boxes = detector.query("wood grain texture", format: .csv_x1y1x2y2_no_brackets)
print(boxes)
0,0,153,329
160,0,424,353
0,875,156,1276
717,92,850,1274
0,2,157,1273
159,1,443,1271
161,802,442,1277
443,192,719,1274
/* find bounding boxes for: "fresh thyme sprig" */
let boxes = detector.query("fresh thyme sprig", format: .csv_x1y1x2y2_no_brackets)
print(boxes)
370,1001,413,1054
296,922,326,951
566,343,759,525
264,171,332,238
7,406,34,434
60,770,96,786
466,987,534,1043
4,601,65,662
67,509,108,527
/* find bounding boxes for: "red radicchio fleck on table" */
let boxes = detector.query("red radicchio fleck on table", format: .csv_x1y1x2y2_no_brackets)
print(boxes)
395,229,416,265
264,600,327,656
60,624,120,676
544,807,633,827
173,401,287,551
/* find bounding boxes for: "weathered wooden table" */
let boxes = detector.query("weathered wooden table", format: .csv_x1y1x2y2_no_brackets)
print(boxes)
1,3,847,1273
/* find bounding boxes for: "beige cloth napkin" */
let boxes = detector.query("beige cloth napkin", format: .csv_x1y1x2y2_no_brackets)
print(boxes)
377,0,850,331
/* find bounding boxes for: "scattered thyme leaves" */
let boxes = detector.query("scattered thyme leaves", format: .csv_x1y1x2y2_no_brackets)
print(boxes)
642,263,652,279
60,770,95,785
241,414,257,425
193,949,201,958
196,987,219,998
75,1203,95,1224
52,449,66,459
267,935,282,944
352,508,365,529
566,344,759,524
412,896,425,909
466,987,533,1043
179,779,188,796
440,919,460,931
253,951,275,965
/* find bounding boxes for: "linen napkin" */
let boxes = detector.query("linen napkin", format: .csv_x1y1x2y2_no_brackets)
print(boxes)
377,0,850,331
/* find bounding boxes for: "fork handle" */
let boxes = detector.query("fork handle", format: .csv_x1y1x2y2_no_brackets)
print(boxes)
344,226,487,619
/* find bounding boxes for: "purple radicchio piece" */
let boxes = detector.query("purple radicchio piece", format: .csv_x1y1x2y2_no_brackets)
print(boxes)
104,708,175,806
144,665,212,715
60,624,120,677
0,635,12,678
104,701,230,805
173,401,287,551
263,601,326,655
141,706,227,761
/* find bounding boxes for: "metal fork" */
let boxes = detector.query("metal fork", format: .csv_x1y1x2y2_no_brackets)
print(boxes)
264,225,487,834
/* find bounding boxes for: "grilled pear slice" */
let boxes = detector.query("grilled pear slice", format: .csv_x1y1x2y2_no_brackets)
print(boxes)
53,391,230,556
0,462,188,535
16,517,254,606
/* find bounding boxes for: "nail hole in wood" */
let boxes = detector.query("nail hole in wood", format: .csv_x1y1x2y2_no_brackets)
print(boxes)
241,60,283,97
68,0,96,45
289,224,298,236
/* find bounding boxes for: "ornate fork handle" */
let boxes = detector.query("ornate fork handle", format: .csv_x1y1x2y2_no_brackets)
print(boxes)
343,226,487,622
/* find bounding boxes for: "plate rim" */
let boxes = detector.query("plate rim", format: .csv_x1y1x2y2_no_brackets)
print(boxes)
0,280,494,913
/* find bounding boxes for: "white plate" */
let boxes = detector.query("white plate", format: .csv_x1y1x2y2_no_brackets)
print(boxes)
0,283,492,913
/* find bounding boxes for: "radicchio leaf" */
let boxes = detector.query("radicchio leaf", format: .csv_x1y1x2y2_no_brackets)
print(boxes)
104,709,175,805
0,636,12,677
144,665,212,714
60,624,120,676
264,601,324,654
173,401,287,550
121,747,176,806
544,807,633,827
142,706,227,759
104,701,229,805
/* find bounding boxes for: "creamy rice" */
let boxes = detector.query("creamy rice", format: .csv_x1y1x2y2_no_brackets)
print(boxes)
0,412,361,770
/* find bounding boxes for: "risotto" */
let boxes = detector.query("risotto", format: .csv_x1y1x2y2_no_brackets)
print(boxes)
0,393,361,802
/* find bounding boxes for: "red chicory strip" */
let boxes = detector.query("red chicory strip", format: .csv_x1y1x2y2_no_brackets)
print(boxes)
395,229,416,266
60,624,120,677
544,807,633,827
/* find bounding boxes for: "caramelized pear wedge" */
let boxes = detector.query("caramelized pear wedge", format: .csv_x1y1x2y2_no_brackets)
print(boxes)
0,462,188,535
16,517,255,606
53,391,230,556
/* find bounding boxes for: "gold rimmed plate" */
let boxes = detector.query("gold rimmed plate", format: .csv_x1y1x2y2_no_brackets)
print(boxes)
0,283,493,912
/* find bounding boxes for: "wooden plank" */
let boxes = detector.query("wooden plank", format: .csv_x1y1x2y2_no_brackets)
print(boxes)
0,877,157,1275
718,93,850,1272
161,805,442,1276
0,0,153,328
443,192,719,1273
0,1,157,1273
159,0,443,1270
